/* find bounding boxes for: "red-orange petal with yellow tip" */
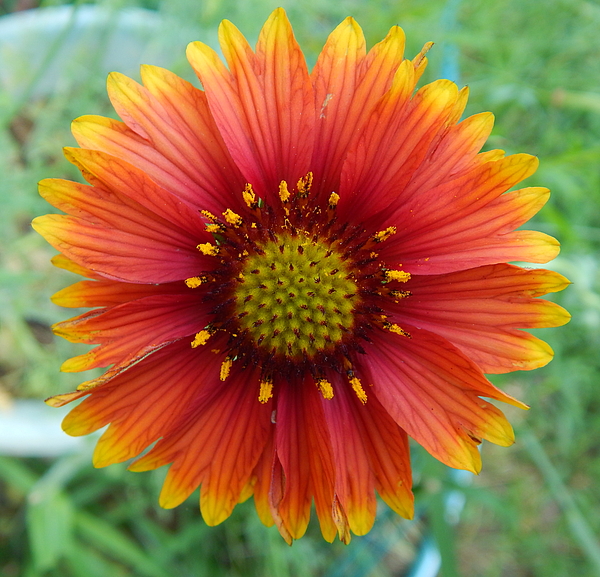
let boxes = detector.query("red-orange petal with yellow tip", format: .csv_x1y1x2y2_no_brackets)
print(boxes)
53,292,207,372
310,20,407,199
251,432,276,529
33,213,201,284
402,110,495,198
320,382,378,536
52,278,182,308
72,115,223,214
391,264,570,373
60,340,220,466
61,148,206,236
129,367,272,526
187,8,314,198
50,254,106,280
274,378,338,541
339,76,459,221
365,328,524,474
104,68,245,213
346,391,414,519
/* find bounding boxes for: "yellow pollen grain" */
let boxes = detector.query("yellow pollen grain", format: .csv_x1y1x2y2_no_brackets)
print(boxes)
197,242,219,256
191,330,212,348
205,223,221,233
258,379,273,404
317,378,334,400
328,192,340,207
220,357,233,381
243,183,257,208
185,276,205,288
349,376,367,404
278,180,290,203
385,269,411,283
385,323,411,338
223,208,243,227
201,210,219,222
373,226,397,243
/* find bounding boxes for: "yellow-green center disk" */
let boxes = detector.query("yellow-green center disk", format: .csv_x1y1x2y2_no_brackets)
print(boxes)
235,233,358,358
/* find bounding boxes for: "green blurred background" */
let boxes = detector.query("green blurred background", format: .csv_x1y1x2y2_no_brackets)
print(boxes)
0,0,598,575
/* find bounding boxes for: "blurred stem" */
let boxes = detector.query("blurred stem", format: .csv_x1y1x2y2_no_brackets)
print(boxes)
521,427,600,573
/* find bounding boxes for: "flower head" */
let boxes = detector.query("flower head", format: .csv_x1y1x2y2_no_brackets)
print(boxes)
33,8,570,543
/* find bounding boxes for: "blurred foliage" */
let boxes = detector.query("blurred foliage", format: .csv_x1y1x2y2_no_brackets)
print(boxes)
1,0,599,575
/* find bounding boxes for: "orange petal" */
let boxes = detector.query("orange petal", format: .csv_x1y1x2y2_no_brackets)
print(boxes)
33,213,202,284
349,391,414,519
53,292,206,372
62,148,205,236
310,20,409,198
187,8,314,198
52,278,181,308
403,110,495,197
60,340,221,466
393,264,570,373
130,367,272,526
365,328,525,473
105,69,244,213
339,76,459,220
251,432,276,528
321,383,378,536
275,378,337,541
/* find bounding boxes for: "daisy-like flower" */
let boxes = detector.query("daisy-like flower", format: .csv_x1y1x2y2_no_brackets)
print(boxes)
33,8,569,543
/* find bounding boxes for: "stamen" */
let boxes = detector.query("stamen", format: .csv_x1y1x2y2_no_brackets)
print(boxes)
384,269,411,283
349,375,367,404
242,183,258,209
373,226,397,243
205,223,222,233
258,377,274,403
297,172,313,196
185,276,206,288
328,192,340,208
389,289,411,299
383,322,411,338
201,210,219,222
191,329,212,348
197,242,219,256
223,208,243,227
278,181,291,203
316,378,334,400
220,357,233,381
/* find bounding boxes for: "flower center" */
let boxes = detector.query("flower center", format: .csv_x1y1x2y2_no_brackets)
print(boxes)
235,232,358,359
187,175,412,404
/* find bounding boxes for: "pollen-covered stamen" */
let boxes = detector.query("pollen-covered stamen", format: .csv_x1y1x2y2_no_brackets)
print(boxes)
328,192,340,208
296,172,313,197
349,374,367,404
223,209,243,227
278,181,291,203
242,183,258,209
383,321,411,338
197,242,219,256
316,378,334,400
384,269,411,283
220,357,233,381
185,276,208,288
191,329,213,348
258,377,274,403
373,226,397,243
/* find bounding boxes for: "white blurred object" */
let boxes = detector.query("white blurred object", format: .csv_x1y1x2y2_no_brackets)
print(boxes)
0,399,90,457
